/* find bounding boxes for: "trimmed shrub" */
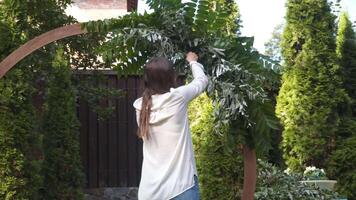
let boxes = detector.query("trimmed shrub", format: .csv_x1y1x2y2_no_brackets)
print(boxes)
276,0,346,171
189,94,244,200
41,48,84,199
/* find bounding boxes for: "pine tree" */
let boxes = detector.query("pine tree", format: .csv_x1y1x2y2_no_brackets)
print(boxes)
276,0,346,171
41,48,84,199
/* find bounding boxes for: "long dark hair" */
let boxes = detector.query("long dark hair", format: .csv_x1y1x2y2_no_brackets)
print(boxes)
138,57,177,139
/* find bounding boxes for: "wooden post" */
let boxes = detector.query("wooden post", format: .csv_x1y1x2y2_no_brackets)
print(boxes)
241,145,257,200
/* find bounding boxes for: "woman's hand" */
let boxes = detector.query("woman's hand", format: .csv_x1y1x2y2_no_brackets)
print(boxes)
186,52,198,63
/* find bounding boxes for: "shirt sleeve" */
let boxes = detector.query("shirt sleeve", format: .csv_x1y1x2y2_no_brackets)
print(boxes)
174,61,209,103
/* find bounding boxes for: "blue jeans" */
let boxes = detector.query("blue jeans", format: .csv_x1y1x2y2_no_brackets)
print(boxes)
171,175,200,200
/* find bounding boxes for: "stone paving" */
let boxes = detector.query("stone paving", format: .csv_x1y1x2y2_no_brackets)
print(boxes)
84,187,138,200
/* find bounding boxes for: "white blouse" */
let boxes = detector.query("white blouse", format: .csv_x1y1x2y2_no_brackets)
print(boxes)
133,61,208,200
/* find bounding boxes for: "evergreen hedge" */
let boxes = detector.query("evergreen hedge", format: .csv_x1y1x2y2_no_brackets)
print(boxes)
276,0,346,171
1,1,81,198
327,135,356,199
326,12,356,199
41,48,84,199
0,70,42,200
189,94,244,200
1,1,96,198
336,12,356,114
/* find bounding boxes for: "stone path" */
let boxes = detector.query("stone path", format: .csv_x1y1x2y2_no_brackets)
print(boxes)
84,187,138,200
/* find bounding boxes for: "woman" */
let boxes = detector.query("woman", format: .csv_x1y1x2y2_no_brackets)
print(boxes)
133,52,208,200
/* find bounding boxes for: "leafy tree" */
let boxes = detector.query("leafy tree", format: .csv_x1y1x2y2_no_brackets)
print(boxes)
276,0,346,171
261,23,286,166
41,47,84,199
264,23,284,63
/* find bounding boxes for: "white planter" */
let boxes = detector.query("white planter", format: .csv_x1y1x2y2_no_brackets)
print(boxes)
300,180,337,191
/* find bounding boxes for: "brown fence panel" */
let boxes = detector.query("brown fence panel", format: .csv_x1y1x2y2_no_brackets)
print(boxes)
77,72,184,188
98,83,108,188
108,76,119,186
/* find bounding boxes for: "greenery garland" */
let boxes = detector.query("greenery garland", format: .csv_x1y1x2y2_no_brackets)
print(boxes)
83,0,280,155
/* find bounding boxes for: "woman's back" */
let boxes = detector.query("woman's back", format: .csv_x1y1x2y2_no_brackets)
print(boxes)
133,54,208,200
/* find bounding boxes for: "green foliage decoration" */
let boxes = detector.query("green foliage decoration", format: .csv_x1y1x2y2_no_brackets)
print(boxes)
83,0,280,155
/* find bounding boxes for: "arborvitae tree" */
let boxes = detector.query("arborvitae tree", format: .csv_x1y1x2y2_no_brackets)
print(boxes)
0,71,42,199
0,1,52,198
326,12,356,199
189,94,244,199
276,0,346,171
41,48,84,199
0,1,90,198
327,136,356,199
336,12,356,115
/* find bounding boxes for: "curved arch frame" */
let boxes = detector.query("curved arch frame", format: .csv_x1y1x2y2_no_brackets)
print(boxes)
0,23,257,200
0,23,86,78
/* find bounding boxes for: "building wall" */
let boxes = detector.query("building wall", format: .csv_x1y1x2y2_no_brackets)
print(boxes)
65,0,128,22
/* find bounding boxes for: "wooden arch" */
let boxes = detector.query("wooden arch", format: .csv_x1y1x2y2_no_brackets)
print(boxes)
0,23,257,200
0,23,86,78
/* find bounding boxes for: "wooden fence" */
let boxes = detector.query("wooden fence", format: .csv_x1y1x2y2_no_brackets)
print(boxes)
77,74,143,188
77,72,184,188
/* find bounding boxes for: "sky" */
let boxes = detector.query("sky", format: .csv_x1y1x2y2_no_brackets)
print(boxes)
237,0,356,52
138,0,356,53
